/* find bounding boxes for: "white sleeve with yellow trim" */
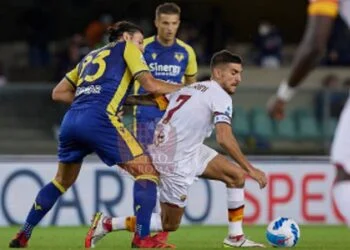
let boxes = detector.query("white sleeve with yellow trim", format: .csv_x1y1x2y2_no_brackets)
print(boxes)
65,65,79,88
185,45,198,77
123,41,150,78
308,0,339,17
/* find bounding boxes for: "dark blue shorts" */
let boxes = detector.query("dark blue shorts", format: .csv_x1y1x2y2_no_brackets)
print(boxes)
133,117,161,147
58,108,144,166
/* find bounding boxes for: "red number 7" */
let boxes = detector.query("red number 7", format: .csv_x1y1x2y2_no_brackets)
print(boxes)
163,95,191,124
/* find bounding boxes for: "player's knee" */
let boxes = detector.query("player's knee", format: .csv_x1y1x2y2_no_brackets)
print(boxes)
230,170,245,188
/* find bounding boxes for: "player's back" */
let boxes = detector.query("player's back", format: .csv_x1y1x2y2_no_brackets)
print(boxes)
153,80,232,161
67,41,136,115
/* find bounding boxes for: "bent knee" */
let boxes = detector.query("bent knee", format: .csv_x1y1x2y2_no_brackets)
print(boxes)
225,170,245,188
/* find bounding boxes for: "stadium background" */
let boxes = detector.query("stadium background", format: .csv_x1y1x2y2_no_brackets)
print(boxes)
0,0,350,248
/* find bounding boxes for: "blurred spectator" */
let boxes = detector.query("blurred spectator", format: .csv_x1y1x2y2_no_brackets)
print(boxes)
314,74,344,121
178,22,208,63
254,21,283,68
85,14,113,49
55,34,89,81
0,63,7,87
324,17,350,66
23,2,52,67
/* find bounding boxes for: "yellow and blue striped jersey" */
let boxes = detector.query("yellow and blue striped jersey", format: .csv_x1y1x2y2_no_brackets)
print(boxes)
65,41,149,115
134,36,197,120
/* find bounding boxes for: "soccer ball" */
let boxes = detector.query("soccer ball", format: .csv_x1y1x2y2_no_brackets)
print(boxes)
266,217,300,247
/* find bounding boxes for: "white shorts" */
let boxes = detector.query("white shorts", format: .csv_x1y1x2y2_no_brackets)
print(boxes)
331,98,350,174
152,144,218,208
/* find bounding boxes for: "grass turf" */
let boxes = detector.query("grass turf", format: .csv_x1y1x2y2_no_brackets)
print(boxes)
0,225,349,249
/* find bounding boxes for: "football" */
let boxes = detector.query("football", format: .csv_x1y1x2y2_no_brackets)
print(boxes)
266,217,300,247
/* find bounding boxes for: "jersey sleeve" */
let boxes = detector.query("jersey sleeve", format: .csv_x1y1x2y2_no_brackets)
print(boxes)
212,93,233,125
123,41,150,78
184,45,198,77
308,0,339,17
65,65,79,88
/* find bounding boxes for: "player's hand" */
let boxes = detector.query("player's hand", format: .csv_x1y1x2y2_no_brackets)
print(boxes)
267,95,286,120
248,168,267,189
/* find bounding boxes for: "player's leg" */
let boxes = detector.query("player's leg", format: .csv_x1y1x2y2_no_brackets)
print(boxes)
9,162,82,248
88,115,171,248
331,100,350,226
198,148,265,248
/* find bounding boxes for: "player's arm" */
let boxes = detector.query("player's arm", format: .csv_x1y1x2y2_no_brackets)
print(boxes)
124,94,157,106
124,94,169,111
215,122,267,189
136,72,181,95
269,0,338,119
184,45,198,85
52,66,78,104
124,41,182,95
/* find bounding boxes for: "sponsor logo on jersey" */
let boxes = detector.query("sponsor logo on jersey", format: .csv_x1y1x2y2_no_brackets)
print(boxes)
75,85,102,97
149,62,181,77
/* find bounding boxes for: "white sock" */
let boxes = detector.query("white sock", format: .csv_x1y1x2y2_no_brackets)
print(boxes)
111,216,129,231
333,181,350,226
227,188,244,237
153,190,161,213
150,213,163,232
111,213,163,232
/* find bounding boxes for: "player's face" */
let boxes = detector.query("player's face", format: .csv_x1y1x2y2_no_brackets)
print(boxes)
129,32,144,52
155,14,180,42
220,63,243,95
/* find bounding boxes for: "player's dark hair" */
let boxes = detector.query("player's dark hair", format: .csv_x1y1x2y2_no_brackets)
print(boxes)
107,21,143,42
210,50,242,70
155,2,181,18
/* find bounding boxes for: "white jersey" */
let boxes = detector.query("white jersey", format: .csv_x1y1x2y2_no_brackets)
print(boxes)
151,80,232,162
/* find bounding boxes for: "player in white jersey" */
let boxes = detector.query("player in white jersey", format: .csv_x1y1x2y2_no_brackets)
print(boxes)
268,0,350,226
85,50,267,248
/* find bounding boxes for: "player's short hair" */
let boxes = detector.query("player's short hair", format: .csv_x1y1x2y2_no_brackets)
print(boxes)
107,21,143,42
210,50,242,70
155,2,181,18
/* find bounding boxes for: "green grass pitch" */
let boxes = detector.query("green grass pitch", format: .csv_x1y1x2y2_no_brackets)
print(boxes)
0,225,349,249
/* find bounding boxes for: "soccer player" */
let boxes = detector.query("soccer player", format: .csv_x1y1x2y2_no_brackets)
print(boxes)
85,51,267,248
268,0,350,226
9,21,181,248
132,2,197,242
133,2,197,147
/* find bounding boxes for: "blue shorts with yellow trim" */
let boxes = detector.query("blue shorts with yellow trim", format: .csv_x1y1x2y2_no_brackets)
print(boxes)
133,117,162,147
58,108,144,166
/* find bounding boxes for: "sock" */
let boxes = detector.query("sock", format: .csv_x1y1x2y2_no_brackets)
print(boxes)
152,190,161,213
21,180,65,238
133,178,157,238
227,187,244,237
109,213,163,232
333,181,350,226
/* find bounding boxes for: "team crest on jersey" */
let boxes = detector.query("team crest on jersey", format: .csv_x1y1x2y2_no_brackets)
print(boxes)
151,53,157,60
174,52,184,62
180,195,187,201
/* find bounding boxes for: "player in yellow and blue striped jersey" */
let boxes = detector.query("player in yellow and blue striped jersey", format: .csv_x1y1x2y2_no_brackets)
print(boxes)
9,21,180,249
133,2,198,147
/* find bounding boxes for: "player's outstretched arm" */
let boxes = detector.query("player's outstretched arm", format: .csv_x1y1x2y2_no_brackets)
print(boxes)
215,122,267,189
124,94,157,106
268,15,335,120
52,77,76,104
136,72,182,95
